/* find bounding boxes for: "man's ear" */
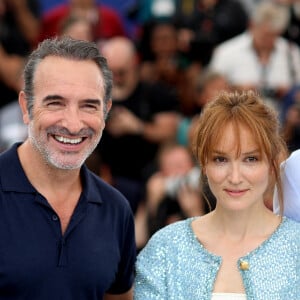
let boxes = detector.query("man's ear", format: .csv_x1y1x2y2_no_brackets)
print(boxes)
18,91,30,125
105,99,112,119
107,99,112,113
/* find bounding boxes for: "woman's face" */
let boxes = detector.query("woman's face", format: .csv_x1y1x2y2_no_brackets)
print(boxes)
204,122,271,212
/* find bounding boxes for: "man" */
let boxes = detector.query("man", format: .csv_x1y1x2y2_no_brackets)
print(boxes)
39,0,126,43
209,1,300,113
97,36,180,214
0,37,136,299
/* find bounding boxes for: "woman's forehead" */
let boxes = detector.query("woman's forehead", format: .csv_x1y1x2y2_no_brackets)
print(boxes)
212,123,259,154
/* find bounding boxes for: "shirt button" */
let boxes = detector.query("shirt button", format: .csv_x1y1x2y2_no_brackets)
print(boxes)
52,214,58,221
239,260,249,270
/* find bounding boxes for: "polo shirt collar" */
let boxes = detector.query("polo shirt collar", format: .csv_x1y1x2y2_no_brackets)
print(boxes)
80,164,103,205
0,143,35,193
0,143,103,205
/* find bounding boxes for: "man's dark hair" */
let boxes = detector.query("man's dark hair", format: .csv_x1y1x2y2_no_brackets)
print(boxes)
23,36,113,117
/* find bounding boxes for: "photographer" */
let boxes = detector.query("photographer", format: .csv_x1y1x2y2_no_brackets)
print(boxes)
143,142,215,241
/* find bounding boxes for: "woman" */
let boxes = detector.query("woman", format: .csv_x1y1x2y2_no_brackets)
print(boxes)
134,90,300,299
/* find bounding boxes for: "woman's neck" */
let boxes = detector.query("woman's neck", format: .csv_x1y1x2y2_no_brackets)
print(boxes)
210,206,281,241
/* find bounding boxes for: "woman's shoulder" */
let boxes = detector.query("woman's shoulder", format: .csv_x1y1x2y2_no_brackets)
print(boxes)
280,216,300,239
152,218,195,239
282,216,300,227
140,218,196,253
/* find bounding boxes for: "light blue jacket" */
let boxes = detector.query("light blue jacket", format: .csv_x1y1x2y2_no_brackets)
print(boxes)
134,217,300,299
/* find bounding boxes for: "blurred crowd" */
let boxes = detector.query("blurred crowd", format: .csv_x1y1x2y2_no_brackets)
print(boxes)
1,0,300,251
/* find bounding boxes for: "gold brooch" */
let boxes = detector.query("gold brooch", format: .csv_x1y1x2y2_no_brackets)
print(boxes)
239,260,249,270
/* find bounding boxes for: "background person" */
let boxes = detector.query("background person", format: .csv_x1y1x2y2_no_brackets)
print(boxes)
134,141,213,250
59,14,94,41
209,1,300,114
97,36,180,214
176,68,231,146
39,0,127,44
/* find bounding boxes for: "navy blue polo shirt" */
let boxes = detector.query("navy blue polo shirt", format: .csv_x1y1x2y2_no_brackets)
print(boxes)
0,143,136,299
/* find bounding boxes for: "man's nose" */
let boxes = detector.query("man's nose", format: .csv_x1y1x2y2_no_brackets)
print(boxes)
61,107,83,134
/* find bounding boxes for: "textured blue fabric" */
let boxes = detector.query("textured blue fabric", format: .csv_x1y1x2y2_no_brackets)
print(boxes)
135,217,300,299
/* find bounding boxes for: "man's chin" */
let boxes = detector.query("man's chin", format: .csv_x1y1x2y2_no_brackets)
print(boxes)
47,155,86,171
49,161,83,171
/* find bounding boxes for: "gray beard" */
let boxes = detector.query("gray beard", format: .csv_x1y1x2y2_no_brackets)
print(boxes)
27,122,102,170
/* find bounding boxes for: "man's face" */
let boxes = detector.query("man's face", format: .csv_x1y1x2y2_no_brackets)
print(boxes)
25,55,110,170
107,57,137,100
101,40,138,100
252,22,279,52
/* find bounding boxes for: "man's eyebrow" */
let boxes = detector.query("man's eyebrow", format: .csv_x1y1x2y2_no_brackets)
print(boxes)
42,95,64,102
82,99,102,105
42,96,102,106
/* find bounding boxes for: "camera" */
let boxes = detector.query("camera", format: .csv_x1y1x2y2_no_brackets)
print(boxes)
165,167,201,198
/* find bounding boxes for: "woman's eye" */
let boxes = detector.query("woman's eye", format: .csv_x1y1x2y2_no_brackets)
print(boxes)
245,156,258,162
213,156,227,163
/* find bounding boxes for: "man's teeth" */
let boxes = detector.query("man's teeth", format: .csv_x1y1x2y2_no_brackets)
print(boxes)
54,135,83,144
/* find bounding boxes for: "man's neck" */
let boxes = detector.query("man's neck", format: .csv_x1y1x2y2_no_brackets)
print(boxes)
17,140,82,197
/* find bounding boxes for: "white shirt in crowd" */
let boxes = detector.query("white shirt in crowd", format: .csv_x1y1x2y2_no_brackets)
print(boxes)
209,32,300,90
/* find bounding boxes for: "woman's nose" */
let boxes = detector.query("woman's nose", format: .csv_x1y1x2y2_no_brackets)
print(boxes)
228,163,242,184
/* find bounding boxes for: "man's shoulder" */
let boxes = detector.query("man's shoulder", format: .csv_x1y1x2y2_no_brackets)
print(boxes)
0,143,17,163
86,170,109,190
85,169,120,197
0,144,29,192
84,167,132,212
